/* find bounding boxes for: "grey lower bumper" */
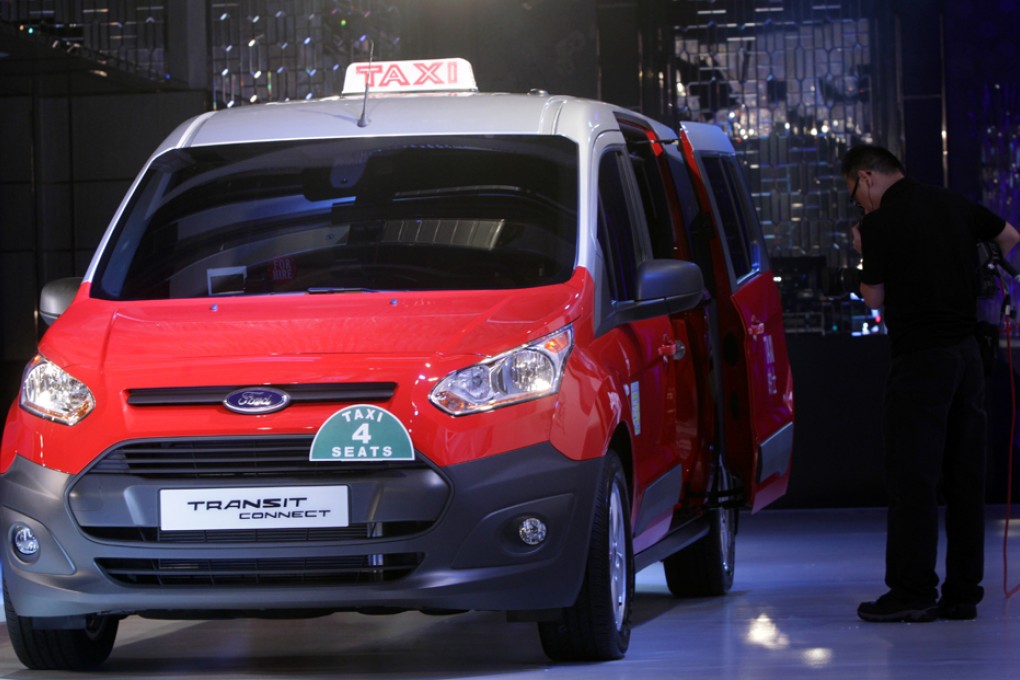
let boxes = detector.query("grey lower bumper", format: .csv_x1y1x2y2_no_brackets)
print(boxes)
1,443,604,619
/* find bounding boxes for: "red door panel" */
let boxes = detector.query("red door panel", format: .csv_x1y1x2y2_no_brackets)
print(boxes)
730,272,795,512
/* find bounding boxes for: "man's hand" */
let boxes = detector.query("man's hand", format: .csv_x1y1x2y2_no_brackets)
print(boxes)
860,282,885,309
851,223,862,254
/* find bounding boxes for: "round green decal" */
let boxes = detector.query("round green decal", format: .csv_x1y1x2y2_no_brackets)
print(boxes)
310,405,415,462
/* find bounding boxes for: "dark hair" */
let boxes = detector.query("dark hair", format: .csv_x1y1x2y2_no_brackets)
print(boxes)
841,144,905,178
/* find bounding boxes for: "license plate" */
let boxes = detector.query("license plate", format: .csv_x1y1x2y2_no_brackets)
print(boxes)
159,485,349,531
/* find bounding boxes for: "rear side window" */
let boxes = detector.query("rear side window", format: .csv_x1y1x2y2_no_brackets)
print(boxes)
663,147,701,242
92,135,579,300
624,142,676,260
665,148,717,294
701,155,762,281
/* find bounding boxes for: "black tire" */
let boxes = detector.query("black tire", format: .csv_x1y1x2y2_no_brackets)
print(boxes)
538,451,633,661
663,467,736,597
3,575,118,671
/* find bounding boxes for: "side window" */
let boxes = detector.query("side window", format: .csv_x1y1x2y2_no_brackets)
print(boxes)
624,140,676,260
701,155,762,281
597,150,645,301
663,147,701,236
666,148,717,295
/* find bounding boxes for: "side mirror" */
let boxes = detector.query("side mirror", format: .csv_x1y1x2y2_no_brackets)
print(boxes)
39,277,83,327
610,259,707,328
635,259,706,314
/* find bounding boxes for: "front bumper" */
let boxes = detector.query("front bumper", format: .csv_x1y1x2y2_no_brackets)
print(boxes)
1,441,603,619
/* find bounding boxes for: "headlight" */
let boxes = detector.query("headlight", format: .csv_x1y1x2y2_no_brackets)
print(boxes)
20,355,95,426
430,326,573,415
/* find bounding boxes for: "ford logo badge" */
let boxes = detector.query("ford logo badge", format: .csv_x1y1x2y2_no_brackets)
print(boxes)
223,387,291,415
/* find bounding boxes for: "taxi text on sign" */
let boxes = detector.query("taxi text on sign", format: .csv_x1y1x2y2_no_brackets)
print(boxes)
341,58,478,95
310,404,415,461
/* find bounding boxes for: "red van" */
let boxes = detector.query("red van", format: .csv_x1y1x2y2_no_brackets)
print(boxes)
0,58,794,670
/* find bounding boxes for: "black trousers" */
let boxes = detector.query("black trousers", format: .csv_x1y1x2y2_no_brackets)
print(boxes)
882,336,986,605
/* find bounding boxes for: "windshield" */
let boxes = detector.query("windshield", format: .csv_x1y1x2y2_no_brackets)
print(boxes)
92,135,579,300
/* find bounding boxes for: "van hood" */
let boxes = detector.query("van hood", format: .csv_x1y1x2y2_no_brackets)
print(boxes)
40,279,587,383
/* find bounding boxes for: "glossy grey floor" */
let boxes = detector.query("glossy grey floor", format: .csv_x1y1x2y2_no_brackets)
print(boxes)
1,507,1018,679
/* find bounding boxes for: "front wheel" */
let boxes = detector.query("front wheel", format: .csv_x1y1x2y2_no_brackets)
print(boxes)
538,451,633,661
3,575,118,671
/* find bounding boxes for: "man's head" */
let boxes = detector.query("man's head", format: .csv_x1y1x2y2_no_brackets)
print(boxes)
842,144,905,214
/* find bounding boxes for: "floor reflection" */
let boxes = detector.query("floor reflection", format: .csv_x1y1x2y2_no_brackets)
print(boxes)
0,507,1016,680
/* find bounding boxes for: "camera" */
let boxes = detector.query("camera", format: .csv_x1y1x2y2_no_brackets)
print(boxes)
821,265,862,299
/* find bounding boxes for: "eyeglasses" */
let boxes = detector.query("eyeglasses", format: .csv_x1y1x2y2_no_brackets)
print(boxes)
849,175,861,208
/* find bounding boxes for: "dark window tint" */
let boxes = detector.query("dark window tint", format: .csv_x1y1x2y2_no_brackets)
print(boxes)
93,135,579,300
665,147,717,295
663,146,701,246
624,141,676,259
597,151,643,301
701,155,761,281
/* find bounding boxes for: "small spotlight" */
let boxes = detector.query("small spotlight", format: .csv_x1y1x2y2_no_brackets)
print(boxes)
12,524,39,557
518,517,547,546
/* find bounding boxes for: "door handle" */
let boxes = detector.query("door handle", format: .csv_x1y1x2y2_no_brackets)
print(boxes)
659,341,686,361
749,321,765,336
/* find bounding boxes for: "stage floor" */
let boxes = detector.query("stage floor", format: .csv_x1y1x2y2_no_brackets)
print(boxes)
1,506,1017,679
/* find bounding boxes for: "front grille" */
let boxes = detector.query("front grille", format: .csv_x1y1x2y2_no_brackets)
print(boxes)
74,437,447,551
83,523,432,543
88,436,422,478
126,382,397,406
97,553,423,587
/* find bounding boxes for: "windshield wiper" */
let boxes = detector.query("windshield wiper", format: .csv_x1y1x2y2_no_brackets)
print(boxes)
307,286,377,294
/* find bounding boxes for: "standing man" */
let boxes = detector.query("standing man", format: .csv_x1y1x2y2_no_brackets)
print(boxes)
845,144,1020,622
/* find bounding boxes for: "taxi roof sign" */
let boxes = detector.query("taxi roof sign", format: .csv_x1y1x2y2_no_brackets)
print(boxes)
342,58,478,96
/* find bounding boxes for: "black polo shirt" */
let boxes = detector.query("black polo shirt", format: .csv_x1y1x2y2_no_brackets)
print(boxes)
859,177,1005,355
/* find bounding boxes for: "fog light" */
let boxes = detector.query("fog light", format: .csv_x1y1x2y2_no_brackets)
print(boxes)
518,517,547,546
12,524,39,557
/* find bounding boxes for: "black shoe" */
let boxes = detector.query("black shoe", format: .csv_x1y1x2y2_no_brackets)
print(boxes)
857,593,937,623
937,600,977,620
